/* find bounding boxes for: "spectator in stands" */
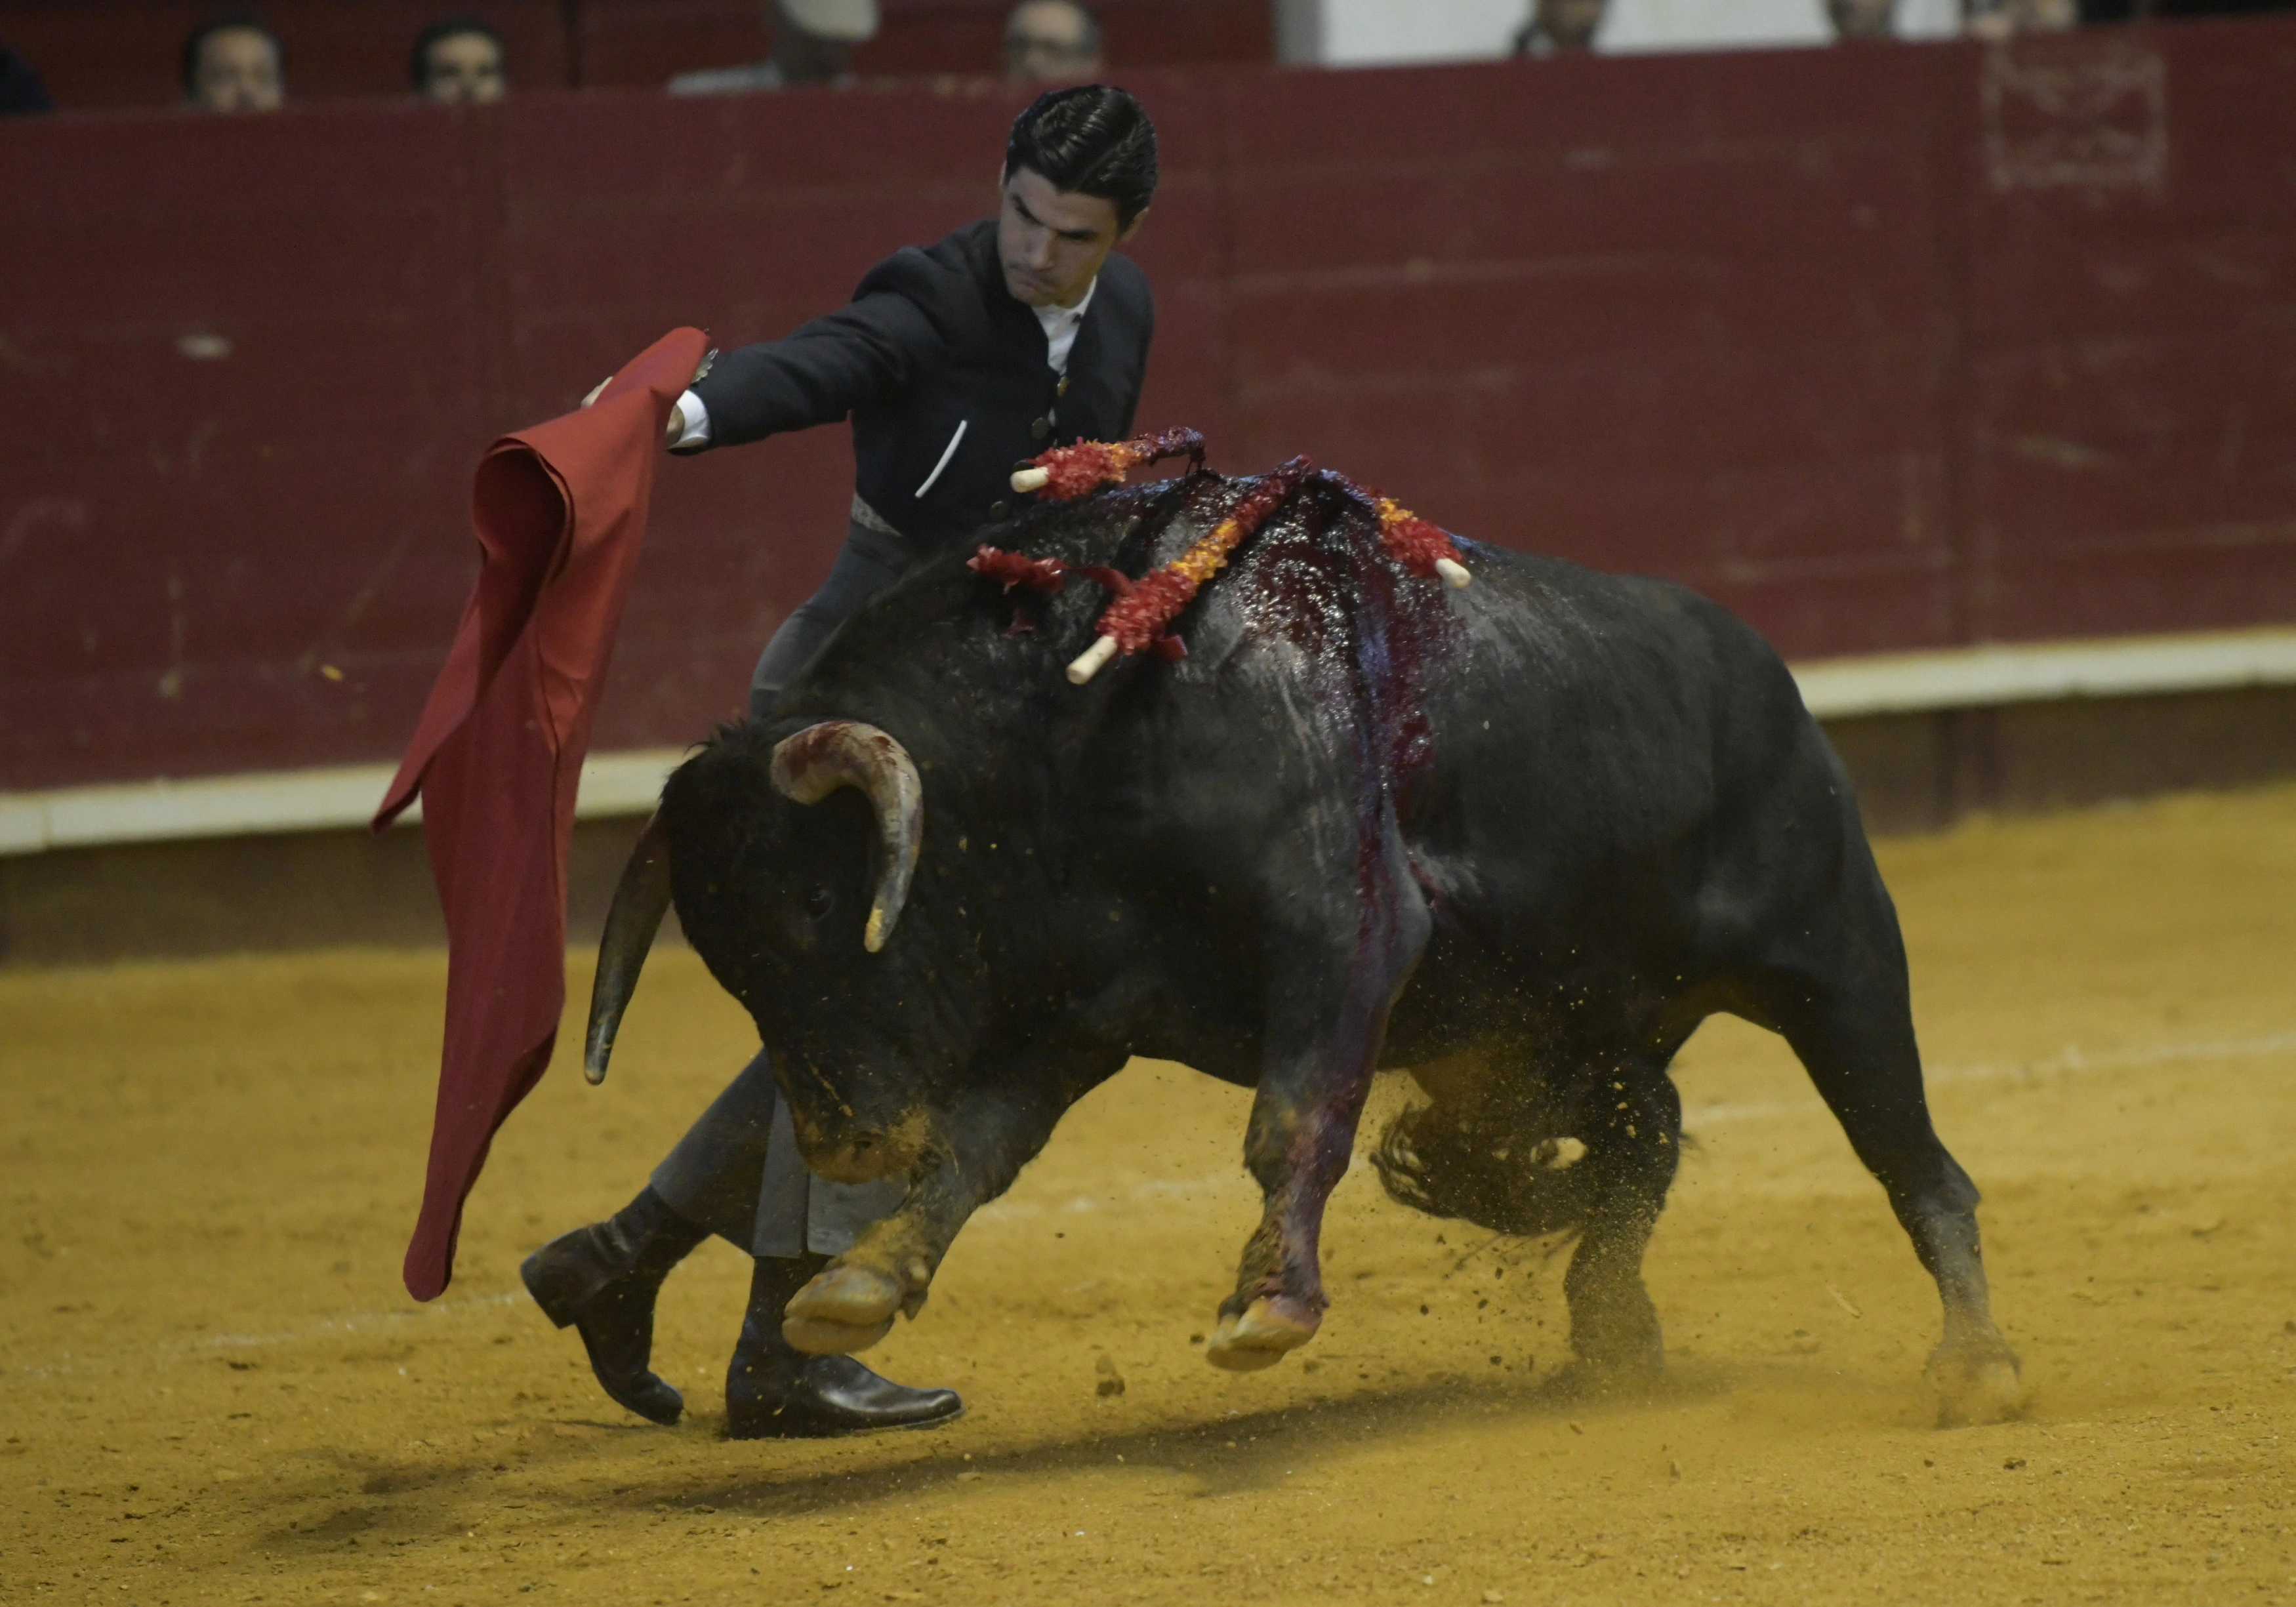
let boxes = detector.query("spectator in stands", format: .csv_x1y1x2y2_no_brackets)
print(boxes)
1827,0,1898,35
412,16,506,102
668,0,876,94
1511,0,1607,54
0,43,52,113
183,12,284,112
1965,0,2076,33
1005,0,1104,82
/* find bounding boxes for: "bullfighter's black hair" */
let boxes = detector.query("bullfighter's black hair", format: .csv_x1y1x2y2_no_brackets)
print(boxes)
1004,83,1158,227
409,15,504,92
181,10,282,96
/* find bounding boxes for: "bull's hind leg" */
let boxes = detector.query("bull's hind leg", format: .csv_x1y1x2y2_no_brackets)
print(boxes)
1555,1044,1685,1385
1206,828,1431,1372
1753,899,2026,1425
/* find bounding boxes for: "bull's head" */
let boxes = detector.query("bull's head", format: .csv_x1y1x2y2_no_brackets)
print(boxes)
583,718,943,1183
763,720,923,958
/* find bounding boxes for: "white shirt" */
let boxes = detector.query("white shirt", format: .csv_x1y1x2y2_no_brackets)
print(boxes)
667,275,1099,451
1033,274,1096,375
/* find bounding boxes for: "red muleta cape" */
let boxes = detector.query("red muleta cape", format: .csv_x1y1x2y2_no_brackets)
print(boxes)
375,327,708,1301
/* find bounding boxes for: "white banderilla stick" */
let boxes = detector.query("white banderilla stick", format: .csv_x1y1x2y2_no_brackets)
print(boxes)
1066,636,1121,685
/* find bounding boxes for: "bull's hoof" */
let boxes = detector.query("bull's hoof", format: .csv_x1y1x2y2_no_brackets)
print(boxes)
782,1263,904,1356
1205,1297,1319,1372
782,1314,895,1355
1925,1341,2028,1427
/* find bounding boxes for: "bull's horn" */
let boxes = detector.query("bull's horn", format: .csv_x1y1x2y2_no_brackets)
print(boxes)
583,812,672,1086
1011,466,1051,493
770,722,924,954
1435,557,1472,590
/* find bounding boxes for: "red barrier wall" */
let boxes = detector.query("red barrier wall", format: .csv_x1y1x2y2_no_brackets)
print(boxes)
3,19,2295,793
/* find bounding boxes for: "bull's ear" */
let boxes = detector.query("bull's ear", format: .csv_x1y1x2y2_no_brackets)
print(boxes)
584,813,672,1084
770,722,924,953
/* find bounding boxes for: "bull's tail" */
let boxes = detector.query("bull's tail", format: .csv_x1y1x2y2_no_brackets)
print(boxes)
1371,1099,1598,1240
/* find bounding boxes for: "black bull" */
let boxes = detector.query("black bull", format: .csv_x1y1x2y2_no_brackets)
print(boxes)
588,466,2026,1424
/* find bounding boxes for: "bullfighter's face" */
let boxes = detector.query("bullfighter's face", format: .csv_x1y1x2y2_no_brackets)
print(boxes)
996,165,1142,310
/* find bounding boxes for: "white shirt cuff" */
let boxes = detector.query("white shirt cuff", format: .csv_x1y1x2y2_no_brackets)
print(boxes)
668,390,712,451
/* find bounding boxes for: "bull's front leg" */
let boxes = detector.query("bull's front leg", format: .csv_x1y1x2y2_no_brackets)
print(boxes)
780,1082,1076,1355
1208,834,1431,1372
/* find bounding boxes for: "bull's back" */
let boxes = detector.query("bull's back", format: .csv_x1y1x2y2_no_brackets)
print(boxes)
1406,546,1844,962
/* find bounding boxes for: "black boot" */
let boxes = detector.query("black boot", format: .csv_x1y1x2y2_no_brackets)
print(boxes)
726,1254,964,1438
521,1187,708,1426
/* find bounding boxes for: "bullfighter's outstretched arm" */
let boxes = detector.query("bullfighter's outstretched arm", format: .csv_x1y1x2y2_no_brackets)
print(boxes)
678,291,949,451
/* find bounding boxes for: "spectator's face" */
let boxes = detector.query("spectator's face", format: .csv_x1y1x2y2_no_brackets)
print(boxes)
1004,1,1101,83
1827,0,1895,36
1537,0,1606,51
190,26,283,112
422,32,506,102
996,165,1136,308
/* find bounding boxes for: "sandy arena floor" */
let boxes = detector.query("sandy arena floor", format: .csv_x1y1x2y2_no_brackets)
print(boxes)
6,784,2296,1606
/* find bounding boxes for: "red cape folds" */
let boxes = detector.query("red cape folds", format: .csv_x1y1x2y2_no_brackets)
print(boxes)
375,327,708,1301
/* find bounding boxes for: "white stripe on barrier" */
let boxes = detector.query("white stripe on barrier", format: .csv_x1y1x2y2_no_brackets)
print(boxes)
1790,625,2296,720
0,748,688,856
2,624,2293,856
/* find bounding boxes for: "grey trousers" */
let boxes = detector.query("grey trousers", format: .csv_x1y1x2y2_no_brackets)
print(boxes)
745,518,917,717
649,1051,906,1257
649,517,920,1259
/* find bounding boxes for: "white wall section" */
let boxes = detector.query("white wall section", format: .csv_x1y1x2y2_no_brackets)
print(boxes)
1284,0,1960,65
0,750,687,857
1786,628,2296,721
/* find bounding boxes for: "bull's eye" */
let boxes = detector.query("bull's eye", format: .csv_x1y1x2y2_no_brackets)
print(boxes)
804,887,836,921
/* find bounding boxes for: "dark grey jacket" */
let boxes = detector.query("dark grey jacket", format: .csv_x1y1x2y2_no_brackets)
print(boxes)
687,217,1153,552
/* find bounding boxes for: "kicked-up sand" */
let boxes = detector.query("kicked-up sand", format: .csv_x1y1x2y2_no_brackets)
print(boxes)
5,784,2296,1605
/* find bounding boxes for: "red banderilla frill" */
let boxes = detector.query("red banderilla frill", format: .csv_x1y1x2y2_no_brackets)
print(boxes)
1067,455,1316,685
1319,471,1474,591
1374,500,1473,590
966,546,1069,592
1010,426,1206,501
974,430,1475,686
